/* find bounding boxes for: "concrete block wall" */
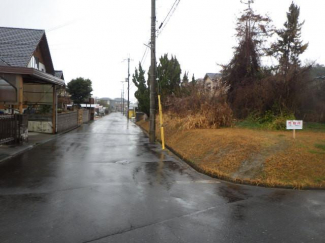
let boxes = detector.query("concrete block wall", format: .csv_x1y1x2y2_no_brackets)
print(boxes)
28,115,53,134
77,110,83,125
28,121,53,133
82,109,90,123
57,111,78,133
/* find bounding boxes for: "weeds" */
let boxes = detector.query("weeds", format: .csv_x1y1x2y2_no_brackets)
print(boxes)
315,143,325,151
304,123,325,132
165,84,233,129
237,111,295,130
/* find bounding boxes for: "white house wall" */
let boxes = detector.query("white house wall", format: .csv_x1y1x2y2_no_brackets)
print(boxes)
28,56,46,72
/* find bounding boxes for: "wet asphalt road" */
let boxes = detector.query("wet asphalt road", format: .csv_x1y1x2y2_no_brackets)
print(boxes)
0,113,324,243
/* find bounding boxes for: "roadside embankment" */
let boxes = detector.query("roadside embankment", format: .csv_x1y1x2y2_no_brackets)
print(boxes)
137,118,325,189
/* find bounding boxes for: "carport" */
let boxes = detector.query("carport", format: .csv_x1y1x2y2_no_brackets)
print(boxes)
0,66,65,134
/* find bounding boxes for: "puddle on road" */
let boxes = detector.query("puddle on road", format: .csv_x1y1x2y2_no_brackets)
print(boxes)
217,184,251,203
131,160,198,190
115,160,131,165
265,190,291,203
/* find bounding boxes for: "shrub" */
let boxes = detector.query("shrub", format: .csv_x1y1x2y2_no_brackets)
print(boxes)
245,110,295,130
164,84,233,129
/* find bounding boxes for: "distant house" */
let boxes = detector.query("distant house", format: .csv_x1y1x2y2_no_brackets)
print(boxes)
55,70,65,80
111,98,128,112
203,73,222,92
98,97,112,106
0,27,65,134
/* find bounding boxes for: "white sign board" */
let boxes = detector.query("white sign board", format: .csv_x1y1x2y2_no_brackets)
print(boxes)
286,120,303,130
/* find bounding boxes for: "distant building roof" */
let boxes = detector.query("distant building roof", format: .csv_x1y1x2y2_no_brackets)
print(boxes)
80,104,97,108
54,70,64,80
114,98,127,102
67,104,98,108
99,97,112,101
129,103,138,109
0,27,55,74
204,73,222,81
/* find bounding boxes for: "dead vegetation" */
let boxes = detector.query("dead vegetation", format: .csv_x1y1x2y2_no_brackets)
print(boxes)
137,120,325,189
164,84,233,129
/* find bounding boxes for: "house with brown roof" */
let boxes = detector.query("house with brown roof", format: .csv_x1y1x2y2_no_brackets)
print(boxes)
0,27,65,134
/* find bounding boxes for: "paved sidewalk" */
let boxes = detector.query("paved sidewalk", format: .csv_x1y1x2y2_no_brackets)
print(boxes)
0,132,57,163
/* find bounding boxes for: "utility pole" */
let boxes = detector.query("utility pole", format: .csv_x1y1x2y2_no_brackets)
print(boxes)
127,58,130,119
126,57,130,119
120,81,125,115
120,89,123,113
149,0,156,143
123,57,133,119
122,86,124,115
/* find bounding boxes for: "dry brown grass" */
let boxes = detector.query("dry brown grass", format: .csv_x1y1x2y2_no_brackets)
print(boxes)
137,118,325,189
137,120,149,133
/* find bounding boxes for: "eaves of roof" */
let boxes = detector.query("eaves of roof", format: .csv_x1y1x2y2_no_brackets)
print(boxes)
0,66,65,86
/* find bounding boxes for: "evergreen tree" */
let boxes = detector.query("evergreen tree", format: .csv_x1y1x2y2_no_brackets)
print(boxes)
157,54,182,100
182,71,189,84
190,74,197,87
271,2,308,74
267,2,309,114
221,1,272,114
132,63,150,115
191,74,196,84
222,1,272,87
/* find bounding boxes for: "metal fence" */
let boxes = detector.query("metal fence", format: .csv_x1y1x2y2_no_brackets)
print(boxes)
0,114,28,145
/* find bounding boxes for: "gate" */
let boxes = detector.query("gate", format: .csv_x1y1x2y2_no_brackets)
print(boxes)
0,114,28,145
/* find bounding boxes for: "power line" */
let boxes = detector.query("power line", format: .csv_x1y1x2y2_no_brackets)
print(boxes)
140,44,150,65
140,0,181,66
159,0,179,29
135,0,182,112
47,18,81,33
157,0,181,37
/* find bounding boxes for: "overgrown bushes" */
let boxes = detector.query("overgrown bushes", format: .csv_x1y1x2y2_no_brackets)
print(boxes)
164,84,233,129
242,111,295,130
133,2,324,128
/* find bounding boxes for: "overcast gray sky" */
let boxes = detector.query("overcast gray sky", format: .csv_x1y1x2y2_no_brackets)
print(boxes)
1,0,324,102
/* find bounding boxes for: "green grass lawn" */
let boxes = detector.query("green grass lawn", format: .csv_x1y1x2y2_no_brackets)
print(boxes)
236,120,325,133
304,122,325,132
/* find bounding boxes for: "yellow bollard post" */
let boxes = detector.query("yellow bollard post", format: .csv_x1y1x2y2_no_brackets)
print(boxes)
158,95,165,150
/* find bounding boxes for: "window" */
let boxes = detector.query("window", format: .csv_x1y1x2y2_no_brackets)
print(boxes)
34,57,39,69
